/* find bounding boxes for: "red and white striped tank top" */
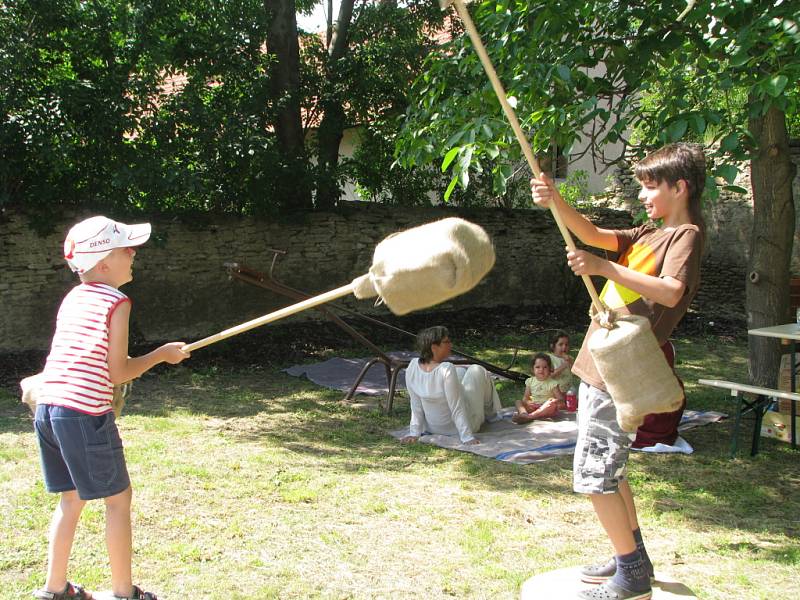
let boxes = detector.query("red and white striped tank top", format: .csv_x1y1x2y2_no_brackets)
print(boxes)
39,282,129,415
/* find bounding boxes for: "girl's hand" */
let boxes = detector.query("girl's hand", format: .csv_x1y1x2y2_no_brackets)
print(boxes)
160,342,190,364
400,435,419,444
464,438,480,445
566,249,607,277
530,174,560,208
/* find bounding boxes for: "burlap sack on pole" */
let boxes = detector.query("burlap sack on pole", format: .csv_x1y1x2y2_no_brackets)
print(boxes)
352,217,495,315
21,373,131,418
588,314,684,432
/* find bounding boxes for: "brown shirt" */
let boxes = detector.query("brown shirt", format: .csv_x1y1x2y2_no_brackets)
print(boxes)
572,223,702,391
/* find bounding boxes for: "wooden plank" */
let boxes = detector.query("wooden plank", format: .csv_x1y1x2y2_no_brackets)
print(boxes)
697,378,800,402
520,567,696,599
748,324,800,341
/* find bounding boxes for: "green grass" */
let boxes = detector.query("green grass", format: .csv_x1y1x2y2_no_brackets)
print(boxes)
1,332,799,599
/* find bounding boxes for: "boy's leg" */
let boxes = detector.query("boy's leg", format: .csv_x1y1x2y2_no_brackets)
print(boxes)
45,491,86,593
105,486,133,598
589,479,640,554
573,383,651,598
619,480,639,531
589,492,636,554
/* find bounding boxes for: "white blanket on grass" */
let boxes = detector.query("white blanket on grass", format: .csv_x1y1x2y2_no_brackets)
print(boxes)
389,409,727,464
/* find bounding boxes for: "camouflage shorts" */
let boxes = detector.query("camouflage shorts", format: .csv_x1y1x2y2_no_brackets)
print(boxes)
573,382,636,494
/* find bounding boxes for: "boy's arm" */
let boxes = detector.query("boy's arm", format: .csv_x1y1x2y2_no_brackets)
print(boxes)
567,250,687,308
531,175,619,251
107,301,189,385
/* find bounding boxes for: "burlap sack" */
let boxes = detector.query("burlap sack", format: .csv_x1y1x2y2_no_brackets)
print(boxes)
20,373,131,418
20,373,43,414
588,314,684,432
352,217,495,315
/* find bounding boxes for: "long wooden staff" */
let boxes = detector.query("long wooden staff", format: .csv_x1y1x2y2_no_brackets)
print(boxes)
441,0,604,315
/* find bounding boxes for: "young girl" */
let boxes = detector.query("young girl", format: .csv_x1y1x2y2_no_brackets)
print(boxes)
548,330,574,391
531,143,705,600
512,353,566,424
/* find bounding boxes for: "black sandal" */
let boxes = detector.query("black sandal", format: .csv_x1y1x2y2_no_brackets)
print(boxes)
110,585,158,600
33,582,93,600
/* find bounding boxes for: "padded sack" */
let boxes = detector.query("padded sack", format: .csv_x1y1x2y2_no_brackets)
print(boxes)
352,217,495,315
588,314,684,432
21,372,131,418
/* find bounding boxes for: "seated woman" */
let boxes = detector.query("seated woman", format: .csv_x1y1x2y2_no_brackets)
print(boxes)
400,326,502,445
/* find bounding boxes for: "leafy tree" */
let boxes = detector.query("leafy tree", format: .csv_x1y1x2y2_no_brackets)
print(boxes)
398,0,799,385
297,0,446,208
0,0,444,221
1,0,289,221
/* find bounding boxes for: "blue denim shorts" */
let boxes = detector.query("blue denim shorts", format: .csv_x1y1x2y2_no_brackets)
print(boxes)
572,382,636,495
35,404,130,500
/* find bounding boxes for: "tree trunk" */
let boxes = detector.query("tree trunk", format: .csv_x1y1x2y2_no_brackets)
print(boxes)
315,101,346,209
314,0,355,209
265,0,311,210
746,101,797,386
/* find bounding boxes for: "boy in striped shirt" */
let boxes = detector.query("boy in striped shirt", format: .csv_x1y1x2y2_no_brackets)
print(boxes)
33,217,189,600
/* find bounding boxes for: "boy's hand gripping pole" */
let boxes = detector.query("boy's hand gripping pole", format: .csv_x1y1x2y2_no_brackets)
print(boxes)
439,0,604,316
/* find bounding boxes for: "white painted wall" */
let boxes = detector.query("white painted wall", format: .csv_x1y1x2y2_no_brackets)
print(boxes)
566,62,626,194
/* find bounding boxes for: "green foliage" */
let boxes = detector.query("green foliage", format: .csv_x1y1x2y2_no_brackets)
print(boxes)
0,0,287,226
0,0,446,226
346,129,448,205
558,169,590,209
303,1,447,206
397,0,800,200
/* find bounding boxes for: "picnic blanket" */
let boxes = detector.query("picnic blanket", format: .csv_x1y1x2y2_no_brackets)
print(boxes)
284,354,726,462
284,351,417,396
284,351,509,396
389,408,727,464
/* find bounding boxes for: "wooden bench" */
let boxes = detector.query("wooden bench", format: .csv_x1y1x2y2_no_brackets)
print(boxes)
698,379,800,457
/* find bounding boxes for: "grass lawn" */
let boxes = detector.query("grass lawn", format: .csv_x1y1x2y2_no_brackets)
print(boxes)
1,330,798,599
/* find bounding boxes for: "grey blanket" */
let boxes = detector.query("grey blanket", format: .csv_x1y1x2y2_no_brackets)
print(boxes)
389,408,727,464
284,351,418,396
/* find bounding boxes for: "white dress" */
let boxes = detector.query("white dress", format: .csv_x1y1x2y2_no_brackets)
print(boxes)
405,359,502,443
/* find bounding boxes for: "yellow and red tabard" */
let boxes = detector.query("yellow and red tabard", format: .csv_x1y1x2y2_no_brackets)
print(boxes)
572,224,703,391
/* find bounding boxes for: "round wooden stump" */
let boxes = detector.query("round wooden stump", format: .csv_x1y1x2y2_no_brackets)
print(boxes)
520,567,696,599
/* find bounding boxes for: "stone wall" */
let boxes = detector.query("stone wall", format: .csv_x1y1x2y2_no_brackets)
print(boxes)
5,158,785,354
1,205,634,352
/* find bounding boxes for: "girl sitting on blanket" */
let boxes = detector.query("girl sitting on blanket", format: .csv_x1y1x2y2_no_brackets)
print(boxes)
513,353,566,424
548,330,575,391
400,326,502,445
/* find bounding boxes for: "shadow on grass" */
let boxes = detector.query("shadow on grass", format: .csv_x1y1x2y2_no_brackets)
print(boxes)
4,331,798,542
0,389,35,434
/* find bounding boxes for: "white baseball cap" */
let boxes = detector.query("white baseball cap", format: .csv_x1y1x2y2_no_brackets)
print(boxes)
64,216,151,274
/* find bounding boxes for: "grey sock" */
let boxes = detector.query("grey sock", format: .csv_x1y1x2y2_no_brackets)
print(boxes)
632,527,654,575
612,550,651,592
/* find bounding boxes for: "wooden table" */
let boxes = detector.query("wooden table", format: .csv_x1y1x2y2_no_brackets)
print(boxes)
748,323,800,448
